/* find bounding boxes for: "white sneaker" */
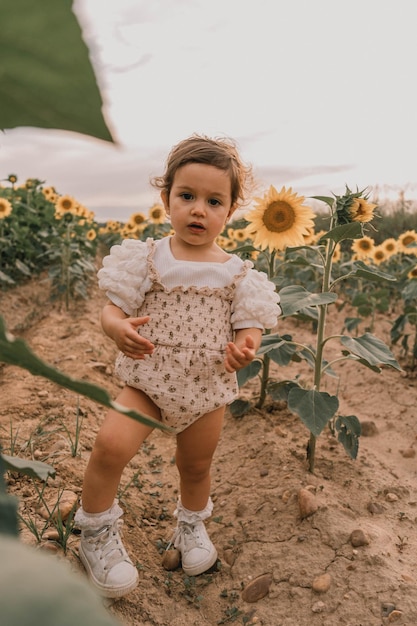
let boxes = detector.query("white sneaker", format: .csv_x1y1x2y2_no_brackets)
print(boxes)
173,521,217,576
79,521,138,598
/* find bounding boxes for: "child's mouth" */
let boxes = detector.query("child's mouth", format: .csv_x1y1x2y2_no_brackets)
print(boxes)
188,223,205,232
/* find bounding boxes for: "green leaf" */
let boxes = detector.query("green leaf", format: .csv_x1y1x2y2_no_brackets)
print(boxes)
0,0,113,142
236,359,262,387
0,316,170,431
287,388,339,436
1,454,56,482
0,493,19,536
0,270,15,285
268,380,300,402
334,415,361,459
348,261,397,283
311,195,335,209
340,332,402,371
228,399,252,418
402,279,417,301
318,222,363,244
279,285,338,317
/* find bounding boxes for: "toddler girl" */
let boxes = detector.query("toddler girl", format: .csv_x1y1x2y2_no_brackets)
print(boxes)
74,135,281,598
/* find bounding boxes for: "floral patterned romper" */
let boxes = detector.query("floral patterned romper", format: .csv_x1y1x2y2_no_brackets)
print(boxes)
114,240,252,433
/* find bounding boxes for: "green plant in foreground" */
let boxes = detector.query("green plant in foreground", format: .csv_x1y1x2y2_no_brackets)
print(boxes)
232,185,401,471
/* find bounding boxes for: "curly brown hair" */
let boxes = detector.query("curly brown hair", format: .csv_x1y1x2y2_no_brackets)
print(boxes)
150,134,254,210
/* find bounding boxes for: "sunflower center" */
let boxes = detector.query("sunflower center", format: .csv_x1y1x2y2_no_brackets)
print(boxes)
262,201,295,233
403,235,415,246
358,240,372,251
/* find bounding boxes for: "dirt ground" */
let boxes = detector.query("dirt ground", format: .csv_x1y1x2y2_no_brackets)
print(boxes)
0,273,416,626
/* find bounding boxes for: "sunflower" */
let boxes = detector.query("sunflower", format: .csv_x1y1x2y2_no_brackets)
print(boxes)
86,229,97,241
222,238,237,251
314,230,327,245
381,238,398,258
303,225,316,245
351,236,375,258
42,186,57,201
407,266,417,279
0,197,12,219
7,174,17,184
349,197,377,223
371,246,387,266
398,230,417,254
245,185,315,252
232,228,248,242
55,194,77,216
129,211,147,227
148,203,166,224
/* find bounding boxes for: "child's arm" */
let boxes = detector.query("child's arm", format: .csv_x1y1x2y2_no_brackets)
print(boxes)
101,302,154,360
224,328,262,373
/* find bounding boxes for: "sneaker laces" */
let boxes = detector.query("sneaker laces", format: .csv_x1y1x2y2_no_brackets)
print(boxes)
85,520,130,571
172,521,207,553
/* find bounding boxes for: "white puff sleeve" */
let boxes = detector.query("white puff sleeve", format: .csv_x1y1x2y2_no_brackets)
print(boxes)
231,269,281,330
97,239,152,316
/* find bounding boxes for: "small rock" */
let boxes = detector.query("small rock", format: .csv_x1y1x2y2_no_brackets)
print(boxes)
241,573,273,603
312,573,331,593
281,490,292,504
311,600,326,613
400,448,415,458
381,602,396,617
385,492,399,502
367,501,385,515
223,549,236,566
298,488,318,519
259,467,269,477
37,390,49,398
350,529,370,547
388,610,403,622
274,426,288,438
361,421,378,436
235,502,247,517
44,529,60,541
162,548,181,571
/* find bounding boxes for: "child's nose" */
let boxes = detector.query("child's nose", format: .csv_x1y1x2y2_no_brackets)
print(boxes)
191,200,206,215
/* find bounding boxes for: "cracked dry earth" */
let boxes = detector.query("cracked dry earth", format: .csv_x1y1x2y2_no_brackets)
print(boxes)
1,275,416,626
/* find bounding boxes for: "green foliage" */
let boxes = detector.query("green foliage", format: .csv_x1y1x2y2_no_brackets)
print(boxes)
0,0,113,142
0,179,99,310
230,187,401,471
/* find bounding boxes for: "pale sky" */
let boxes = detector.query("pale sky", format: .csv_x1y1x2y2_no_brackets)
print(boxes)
1,0,416,222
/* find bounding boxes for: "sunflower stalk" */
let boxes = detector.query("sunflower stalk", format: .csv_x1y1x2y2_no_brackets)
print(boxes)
256,250,276,408
308,233,335,471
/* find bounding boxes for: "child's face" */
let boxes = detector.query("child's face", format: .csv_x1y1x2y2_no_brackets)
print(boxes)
161,163,234,247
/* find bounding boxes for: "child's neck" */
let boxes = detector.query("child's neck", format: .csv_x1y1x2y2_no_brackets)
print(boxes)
169,236,229,263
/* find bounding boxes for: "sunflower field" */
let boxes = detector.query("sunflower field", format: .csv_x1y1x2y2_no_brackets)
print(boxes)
1,175,417,470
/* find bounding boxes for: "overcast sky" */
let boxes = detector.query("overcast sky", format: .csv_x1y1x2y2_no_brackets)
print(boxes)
1,0,416,222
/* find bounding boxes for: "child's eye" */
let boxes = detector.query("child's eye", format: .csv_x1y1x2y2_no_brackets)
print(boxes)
181,193,193,201
208,198,221,206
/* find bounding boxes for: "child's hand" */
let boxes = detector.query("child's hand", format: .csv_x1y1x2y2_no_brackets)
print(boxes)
224,334,257,373
112,316,155,359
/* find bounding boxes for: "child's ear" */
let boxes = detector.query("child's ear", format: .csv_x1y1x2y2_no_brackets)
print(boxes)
161,190,170,215
226,204,237,221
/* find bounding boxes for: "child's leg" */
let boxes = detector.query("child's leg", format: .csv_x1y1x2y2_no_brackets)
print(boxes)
75,386,161,597
172,406,224,575
81,385,161,512
175,406,224,510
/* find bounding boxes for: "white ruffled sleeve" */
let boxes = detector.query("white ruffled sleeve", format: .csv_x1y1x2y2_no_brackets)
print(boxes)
231,269,281,330
97,239,152,316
